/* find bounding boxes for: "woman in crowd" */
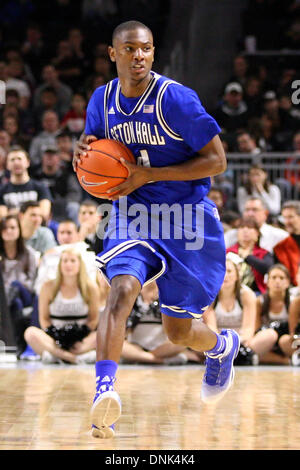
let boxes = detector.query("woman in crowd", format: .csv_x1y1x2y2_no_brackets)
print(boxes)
248,264,293,364
226,217,274,294
24,247,99,364
203,256,258,365
237,164,281,215
0,215,38,354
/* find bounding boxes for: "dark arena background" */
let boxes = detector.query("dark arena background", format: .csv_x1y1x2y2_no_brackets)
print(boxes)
0,0,299,452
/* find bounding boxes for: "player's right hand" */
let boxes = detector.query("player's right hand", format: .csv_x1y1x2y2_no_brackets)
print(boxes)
72,134,97,172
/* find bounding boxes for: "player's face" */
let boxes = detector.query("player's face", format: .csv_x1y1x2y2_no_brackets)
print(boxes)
109,28,154,86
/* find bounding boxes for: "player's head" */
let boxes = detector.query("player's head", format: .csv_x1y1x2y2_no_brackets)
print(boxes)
109,21,154,84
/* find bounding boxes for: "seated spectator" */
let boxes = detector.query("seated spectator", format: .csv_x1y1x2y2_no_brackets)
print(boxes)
2,115,27,148
0,145,9,185
29,110,61,168
4,61,31,110
283,131,300,198
236,130,262,163
31,147,82,222
33,64,73,118
21,23,48,79
227,217,274,294
61,92,87,138
78,199,103,253
290,264,300,301
228,55,249,88
122,281,200,365
203,256,258,365
2,89,35,141
19,201,57,256
34,219,98,295
24,248,99,364
213,82,249,134
225,196,289,254
221,210,241,232
51,40,83,91
288,295,300,365
56,130,74,170
0,147,52,221
274,201,300,285
0,215,38,355
248,264,293,365
237,164,281,216
34,86,63,127
244,76,263,119
0,129,12,155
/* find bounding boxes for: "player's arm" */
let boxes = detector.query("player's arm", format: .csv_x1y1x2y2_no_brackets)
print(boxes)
107,134,226,200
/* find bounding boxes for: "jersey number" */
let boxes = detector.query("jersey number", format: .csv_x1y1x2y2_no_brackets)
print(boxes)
137,150,151,167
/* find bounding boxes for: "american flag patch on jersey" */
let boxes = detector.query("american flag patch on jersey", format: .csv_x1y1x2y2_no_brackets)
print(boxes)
143,104,154,113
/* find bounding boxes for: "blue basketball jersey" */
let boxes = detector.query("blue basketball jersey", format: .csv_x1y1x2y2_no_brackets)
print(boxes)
85,72,226,318
85,71,221,207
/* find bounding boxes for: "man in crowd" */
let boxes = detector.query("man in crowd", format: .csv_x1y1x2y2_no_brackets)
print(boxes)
19,201,57,256
0,147,52,221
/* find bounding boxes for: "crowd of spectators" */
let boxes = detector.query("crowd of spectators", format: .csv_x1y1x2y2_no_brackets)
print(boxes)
0,0,299,366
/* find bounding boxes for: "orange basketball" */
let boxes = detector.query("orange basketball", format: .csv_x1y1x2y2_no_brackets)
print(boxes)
76,139,136,198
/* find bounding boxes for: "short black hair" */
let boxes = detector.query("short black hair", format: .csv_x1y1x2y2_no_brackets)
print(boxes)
112,20,152,45
20,201,40,214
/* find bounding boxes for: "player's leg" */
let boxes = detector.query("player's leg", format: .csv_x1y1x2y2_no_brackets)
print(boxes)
91,274,141,435
162,315,240,403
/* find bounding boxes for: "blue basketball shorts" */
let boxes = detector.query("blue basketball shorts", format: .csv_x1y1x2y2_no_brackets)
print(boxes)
96,198,226,319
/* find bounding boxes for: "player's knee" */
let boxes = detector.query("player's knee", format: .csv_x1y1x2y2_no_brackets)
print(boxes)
166,328,188,346
109,277,140,317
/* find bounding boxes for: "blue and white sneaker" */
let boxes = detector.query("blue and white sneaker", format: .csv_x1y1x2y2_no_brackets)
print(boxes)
92,424,115,439
90,375,121,432
201,329,240,404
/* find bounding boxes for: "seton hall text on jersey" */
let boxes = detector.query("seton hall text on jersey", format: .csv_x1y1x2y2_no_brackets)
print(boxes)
110,121,166,146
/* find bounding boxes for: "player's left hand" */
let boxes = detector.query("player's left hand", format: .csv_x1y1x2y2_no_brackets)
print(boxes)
106,158,150,200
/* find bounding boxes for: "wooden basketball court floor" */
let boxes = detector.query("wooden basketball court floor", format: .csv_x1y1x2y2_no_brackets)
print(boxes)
0,361,300,450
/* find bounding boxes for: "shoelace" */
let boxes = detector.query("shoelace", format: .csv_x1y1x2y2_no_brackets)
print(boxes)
204,356,222,385
95,376,116,396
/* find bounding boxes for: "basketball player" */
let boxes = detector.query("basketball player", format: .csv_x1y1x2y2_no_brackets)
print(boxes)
73,21,240,439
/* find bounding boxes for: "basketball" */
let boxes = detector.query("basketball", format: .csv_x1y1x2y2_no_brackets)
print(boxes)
76,139,136,198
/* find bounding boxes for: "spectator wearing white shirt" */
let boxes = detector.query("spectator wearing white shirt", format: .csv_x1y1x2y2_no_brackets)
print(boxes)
225,196,288,253
237,164,281,216
34,219,98,295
